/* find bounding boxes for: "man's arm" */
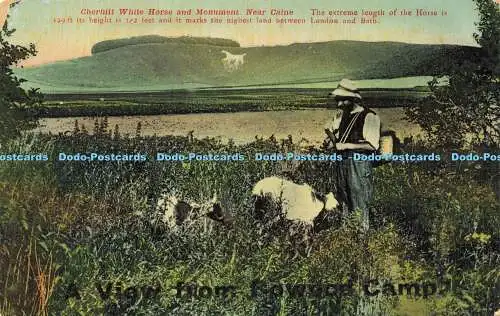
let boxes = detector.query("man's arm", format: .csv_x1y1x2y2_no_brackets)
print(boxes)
336,142,376,151
363,113,381,151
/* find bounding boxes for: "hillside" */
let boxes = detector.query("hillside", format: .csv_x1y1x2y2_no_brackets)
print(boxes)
90,35,241,55
15,36,479,92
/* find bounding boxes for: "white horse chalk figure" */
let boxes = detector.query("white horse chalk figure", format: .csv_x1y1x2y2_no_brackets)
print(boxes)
221,50,247,72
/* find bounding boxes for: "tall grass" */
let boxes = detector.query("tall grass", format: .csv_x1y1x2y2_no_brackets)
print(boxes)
0,129,498,315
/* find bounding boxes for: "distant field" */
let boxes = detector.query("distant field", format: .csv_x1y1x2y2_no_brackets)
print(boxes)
36,108,422,146
23,75,434,94
39,87,429,118
35,84,426,143
202,76,435,90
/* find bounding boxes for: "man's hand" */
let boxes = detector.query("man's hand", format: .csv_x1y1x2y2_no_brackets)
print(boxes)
325,128,336,143
323,128,337,151
322,138,335,150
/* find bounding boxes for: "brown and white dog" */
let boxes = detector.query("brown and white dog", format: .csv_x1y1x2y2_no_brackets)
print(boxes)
155,192,231,229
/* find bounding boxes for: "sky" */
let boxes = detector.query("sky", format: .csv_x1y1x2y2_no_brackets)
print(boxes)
6,0,481,67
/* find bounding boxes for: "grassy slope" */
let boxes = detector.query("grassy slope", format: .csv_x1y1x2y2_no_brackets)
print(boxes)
15,38,478,92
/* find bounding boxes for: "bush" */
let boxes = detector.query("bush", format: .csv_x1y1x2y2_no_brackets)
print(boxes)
0,8,42,143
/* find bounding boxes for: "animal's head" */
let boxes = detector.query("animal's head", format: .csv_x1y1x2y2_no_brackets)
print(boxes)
312,192,341,233
323,192,339,211
208,193,233,225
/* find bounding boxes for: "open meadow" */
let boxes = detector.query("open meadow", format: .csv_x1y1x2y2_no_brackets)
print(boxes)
35,87,426,146
36,108,422,146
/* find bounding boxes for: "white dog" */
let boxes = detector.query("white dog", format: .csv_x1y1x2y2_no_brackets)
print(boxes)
251,176,339,228
251,176,340,257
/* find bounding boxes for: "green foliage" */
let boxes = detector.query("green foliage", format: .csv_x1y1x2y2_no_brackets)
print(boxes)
473,0,500,76
0,9,42,143
406,0,500,148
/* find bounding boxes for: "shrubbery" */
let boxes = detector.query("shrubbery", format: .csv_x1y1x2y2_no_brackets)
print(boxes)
0,129,498,315
0,6,43,143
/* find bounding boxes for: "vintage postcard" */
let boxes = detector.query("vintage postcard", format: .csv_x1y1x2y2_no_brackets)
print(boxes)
0,0,499,315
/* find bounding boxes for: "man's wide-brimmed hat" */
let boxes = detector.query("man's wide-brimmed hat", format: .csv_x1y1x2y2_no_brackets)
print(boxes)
330,79,362,100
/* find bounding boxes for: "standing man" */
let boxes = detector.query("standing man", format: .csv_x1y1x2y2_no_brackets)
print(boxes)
323,79,381,231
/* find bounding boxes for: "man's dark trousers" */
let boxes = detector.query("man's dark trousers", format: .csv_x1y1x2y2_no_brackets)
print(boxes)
336,155,373,231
